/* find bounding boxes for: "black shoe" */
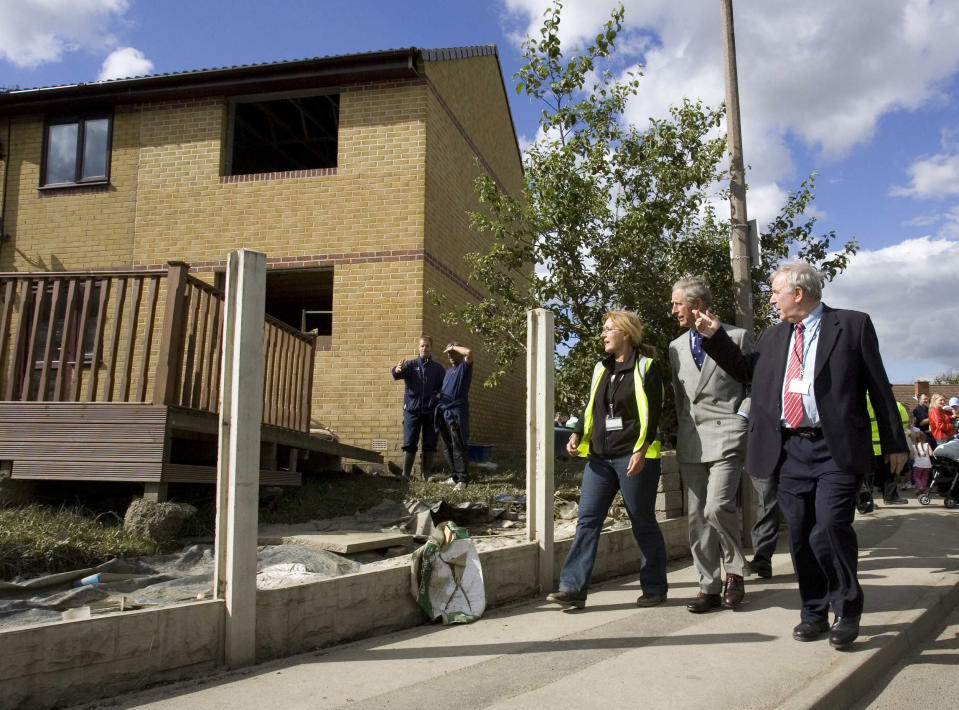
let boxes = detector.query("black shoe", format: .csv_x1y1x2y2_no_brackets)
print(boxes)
747,558,773,579
635,593,667,607
722,574,745,609
686,592,722,614
546,590,586,609
882,497,908,505
829,616,861,649
792,620,830,641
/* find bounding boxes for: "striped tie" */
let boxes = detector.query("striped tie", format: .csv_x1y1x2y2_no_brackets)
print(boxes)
783,322,805,429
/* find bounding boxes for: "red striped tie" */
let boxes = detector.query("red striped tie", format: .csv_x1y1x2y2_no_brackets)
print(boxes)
783,322,805,429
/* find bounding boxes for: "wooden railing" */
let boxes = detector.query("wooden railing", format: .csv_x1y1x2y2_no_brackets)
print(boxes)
0,262,316,432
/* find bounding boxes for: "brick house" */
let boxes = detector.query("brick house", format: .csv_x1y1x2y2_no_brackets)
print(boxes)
0,46,527,468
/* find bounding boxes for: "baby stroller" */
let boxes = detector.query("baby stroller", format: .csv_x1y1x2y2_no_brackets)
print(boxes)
919,439,959,508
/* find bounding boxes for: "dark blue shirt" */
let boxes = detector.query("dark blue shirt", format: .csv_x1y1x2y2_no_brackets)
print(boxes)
439,360,472,404
437,360,473,441
392,356,445,412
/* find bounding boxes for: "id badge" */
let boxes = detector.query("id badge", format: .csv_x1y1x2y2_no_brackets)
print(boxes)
606,416,624,431
787,378,809,395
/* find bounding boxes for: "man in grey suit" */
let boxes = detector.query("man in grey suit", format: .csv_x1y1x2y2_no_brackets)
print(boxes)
669,277,750,612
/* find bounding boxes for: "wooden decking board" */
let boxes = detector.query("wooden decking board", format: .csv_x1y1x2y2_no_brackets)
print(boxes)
13,461,164,481
0,444,165,459
0,401,380,484
162,464,300,486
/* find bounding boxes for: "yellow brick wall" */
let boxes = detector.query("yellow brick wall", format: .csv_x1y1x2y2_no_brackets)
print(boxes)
421,54,525,198
0,108,140,271
422,57,527,456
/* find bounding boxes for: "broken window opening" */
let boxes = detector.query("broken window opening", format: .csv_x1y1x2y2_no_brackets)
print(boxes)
263,268,333,347
227,93,339,176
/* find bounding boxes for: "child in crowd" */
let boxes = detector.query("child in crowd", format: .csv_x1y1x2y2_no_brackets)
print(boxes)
908,428,933,493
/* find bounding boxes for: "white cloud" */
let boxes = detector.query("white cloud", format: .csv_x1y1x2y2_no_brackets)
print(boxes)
891,152,959,199
0,0,130,69
503,0,959,231
824,236,959,372
97,46,152,81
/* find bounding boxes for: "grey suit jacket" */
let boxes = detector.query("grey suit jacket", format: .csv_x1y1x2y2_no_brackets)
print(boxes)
669,324,752,464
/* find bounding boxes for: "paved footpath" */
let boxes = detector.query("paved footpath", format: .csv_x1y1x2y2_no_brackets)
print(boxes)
78,501,958,710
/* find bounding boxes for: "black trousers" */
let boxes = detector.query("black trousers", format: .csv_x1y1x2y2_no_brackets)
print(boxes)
776,432,863,623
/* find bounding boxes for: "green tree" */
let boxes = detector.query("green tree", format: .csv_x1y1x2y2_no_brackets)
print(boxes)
436,1,856,419
932,370,959,385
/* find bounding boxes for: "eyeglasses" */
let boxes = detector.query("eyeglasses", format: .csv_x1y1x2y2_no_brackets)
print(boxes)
601,327,622,335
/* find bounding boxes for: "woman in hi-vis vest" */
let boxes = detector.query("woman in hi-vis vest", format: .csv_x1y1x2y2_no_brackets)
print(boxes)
547,310,668,609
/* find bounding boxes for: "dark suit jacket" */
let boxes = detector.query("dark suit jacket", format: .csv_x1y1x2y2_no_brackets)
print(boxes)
701,304,907,479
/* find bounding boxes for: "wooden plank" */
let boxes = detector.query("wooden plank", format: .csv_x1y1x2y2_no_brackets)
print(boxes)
6,280,32,400
291,339,303,432
302,335,316,432
0,279,18,398
20,279,46,401
204,296,223,412
68,278,95,402
280,330,293,429
53,279,79,401
36,279,62,401
84,277,111,401
262,324,276,426
178,282,202,407
11,461,164,481
135,276,160,403
191,287,211,409
161,463,299,486
0,403,161,420
0,443,165,460
103,276,128,401
118,275,144,401
153,263,189,406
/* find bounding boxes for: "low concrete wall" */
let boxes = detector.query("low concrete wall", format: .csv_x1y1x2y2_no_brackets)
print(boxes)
0,600,221,710
0,518,690,708
255,517,689,661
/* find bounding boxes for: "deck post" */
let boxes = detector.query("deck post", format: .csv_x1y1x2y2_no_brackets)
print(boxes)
213,249,265,669
525,308,555,592
153,262,189,406
142,482,168,502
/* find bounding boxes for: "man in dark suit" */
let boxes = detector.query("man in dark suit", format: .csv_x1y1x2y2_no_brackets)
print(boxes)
693,261,907,649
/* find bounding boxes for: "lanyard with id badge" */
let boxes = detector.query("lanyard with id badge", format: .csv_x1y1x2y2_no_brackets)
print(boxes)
606,371,627,431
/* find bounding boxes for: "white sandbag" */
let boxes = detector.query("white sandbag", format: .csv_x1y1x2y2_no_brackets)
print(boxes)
410,521,485,624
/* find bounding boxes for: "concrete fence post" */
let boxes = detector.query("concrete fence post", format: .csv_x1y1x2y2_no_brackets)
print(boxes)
526,308,555,592
213,249,266,669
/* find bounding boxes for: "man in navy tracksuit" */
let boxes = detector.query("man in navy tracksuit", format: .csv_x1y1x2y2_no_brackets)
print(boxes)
392,336,445,479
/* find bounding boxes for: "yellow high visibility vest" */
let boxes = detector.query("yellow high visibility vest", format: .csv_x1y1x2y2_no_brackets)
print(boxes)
867,396,908,455
577,355,661,459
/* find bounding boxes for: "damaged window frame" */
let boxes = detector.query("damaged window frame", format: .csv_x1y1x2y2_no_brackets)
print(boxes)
224,88,340,176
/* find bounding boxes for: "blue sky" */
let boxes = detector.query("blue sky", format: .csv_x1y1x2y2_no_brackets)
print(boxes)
2,0,958,385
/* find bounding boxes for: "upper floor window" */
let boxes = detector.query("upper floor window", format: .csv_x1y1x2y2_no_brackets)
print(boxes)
226,93,339,176
42,115,113,187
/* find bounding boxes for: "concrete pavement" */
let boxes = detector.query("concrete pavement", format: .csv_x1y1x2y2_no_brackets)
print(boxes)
77,501,959,710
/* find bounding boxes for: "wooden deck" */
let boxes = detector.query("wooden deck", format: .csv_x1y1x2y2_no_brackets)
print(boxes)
0,264,382,492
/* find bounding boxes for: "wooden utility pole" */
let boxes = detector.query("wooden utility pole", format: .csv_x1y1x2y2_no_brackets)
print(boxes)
721,0,753,332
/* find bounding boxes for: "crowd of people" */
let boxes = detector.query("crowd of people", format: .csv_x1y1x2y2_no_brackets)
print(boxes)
392,260,946,652
545,261,908,652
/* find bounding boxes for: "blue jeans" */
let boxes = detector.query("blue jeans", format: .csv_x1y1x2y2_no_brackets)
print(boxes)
558,454,667,597
402,409,438,453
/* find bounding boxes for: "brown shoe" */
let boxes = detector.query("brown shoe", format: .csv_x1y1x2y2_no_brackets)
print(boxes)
686,592,722,614
722,573,745,609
